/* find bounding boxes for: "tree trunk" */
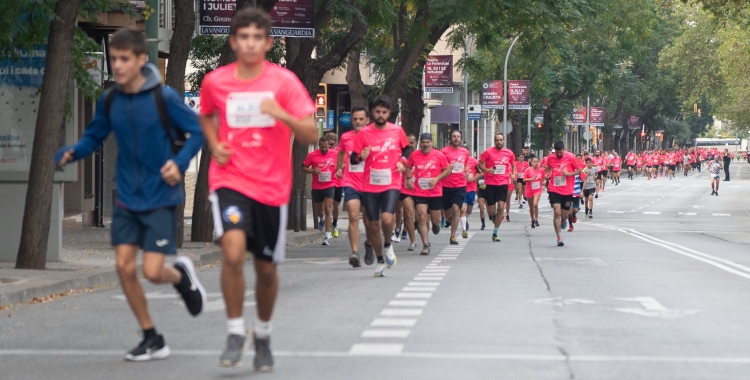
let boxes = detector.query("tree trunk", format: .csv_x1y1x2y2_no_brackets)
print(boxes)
346,47,368,109
15,0,81,269
401,73,424,138
165,0,195,248
510,111,523,155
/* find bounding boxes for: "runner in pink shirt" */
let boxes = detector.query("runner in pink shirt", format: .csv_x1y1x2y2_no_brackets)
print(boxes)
336,107,372,267
352,95,410,277
397,134,419,252
545,140,582,246
406,133,450,254
478,133,516,242
460,156,482,238
523,157,545,228
325,132,343,238
439,130,471,245
514,155,529,209
199,8,318,370
591,150,605,197
625,150,637,179
303,137,338,246
611,153,622,185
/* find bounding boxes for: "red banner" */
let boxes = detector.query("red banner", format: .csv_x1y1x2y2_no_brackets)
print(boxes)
424,55,454,93
507,80,530,109
481,81,504,109
571,107,587,125
629,115,641,129
589,107,605,126
199,0,315,37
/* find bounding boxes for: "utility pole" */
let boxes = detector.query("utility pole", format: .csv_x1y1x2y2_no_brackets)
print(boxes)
586,96,590,152
146,0,159,64
503,34,521,136
464,35,470,151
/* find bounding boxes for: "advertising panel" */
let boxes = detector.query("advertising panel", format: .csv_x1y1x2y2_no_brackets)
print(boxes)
481,81,504,109
424,55,453,93
507,80,530,109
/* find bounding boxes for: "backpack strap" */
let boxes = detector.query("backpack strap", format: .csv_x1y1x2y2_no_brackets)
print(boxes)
152,85,172,140
103,87,117,118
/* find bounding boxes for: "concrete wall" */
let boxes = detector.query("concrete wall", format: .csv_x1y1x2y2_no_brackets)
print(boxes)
0,183,62,262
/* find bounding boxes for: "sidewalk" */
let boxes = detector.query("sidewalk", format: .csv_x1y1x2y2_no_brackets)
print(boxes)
0,208,336,307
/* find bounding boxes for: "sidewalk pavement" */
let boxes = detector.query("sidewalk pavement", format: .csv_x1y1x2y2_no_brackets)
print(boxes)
0,219,337,308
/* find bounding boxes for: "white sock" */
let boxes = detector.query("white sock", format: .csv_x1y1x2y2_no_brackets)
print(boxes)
227,317,245,336
460,217,467,231
253,320,273,338
325,232,331,239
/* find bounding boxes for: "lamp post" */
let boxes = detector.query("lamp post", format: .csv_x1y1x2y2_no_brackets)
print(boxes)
503,34,521,136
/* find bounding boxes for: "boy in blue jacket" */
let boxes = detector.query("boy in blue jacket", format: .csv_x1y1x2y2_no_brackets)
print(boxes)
56,28,206,362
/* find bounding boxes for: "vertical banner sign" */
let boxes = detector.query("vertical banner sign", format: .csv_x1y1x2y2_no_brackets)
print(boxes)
589,107,605,127
199,0,315,37
481,81,504,109
506,80,530,109
269,0,315,37
424,55,453,93
629,115,641,130
199,0,235,35
571,107,587,125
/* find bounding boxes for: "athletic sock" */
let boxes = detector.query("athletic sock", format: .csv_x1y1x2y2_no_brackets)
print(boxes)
481,217,485,225
253,320,272,338
384,243,391,249
227,317,245,336
377,256,384,264
143,327,157,340
332,219,338,228
325,232,331,239
460,217,467,231
493,226,499,235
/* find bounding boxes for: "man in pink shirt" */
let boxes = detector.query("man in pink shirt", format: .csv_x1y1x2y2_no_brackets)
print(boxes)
478,133,516,242
352,95,410,277
625,150,637,180
545,141,582,246
303,136,337,246
199,9,317,370
440,130,471,245
325,132,343,237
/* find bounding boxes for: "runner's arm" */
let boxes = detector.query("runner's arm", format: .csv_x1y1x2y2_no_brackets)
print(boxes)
56,95,112,166
163,87,205,172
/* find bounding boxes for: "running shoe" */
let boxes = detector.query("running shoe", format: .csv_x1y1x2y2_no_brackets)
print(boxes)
561,219,568,230
440,218,446,228
384,245,397,268
492,234,500,242
595,194,598,199
392,231,401,243
535,220,540,227
519,203,523,209
125,334,170,362
322,237,330,246
407,242,417,251
450,237,459,245
364,244,375,265
252,333,275,372
462,230,468,239
332,227,339,238
374,263,386,277
588,214,593,219
505,216,510,222
401,229,408,240
557,238,564,247
531,221,535,229
568,225,574,232
572,214,577,223
420,245,430,255
481,222,485,230
318,220,324,232
432,223,440,235
218,333,246,367
711,191,715,195
173,256,206,316
349,253,361,268
715,192,719,196
445,221,451,229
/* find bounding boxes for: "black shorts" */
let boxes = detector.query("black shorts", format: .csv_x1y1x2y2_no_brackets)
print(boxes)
334,187,343,203
669,165,677,171
112,204,177,254
484,185,509,205
627,165,635,170
477,187,486,199
548,191,574,211
597,172,607,180
210,188,286,263
344,186,362,203
399,192,412,202
362,189,400,221
583,188,595,198
311,187,335,203
573,196,580,208
414,196,442,211
442,186,466,210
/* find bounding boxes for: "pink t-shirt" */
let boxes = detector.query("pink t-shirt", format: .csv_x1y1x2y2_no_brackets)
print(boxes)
524,167,545,197
626,154,636,165
611,157,622,170
440,146,470,188
466,157,479,192
479,147,515,186
338,130,364,191
406,149,448,197
546,152,580,196
515,160,529,180
353,123,409,193
200,61,315,207
303,149,337,190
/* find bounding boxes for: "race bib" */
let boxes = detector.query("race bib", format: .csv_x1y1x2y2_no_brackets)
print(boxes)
553,175,566,187
531,182,541,190
349,162,364,173
418,177,434,189
452,163,465,174
226,91,276,128
613,165,620,170
478,179,486,188
494,164,506,175
370,168,392,185
517,173,524,179
318,171,331,182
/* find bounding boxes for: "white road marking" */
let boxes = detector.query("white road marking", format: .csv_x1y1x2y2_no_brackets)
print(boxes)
403,287,437,291
532,297,596,307
413,277,443,281
433,257,458,260
371,318,417,327
607,211,626,214
361,329,411,338
678,212,697,216
396,292,432,299
389,300,427,307
613,297,700,319
349,344,404,355
713,213,731,217
417,272,446,277
381,309,422,316
643,211,661,215
408,282,440,286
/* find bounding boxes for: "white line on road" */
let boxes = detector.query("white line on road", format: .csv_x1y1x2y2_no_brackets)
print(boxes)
713,213,731,217
381,309,423,316
413,277,443,281
643,212,661,215
361,329,411,338
371,318,417,327
396,292,432,299
389,300,427,307
349,344,404,355
402,287,437,292
408,282,440,287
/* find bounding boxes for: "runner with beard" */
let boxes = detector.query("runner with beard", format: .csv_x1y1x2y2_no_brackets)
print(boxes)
545,141,582,246
303,137,337,246
625,150,637,179
440,130,471,245
397,134,419,251
478,133,516,242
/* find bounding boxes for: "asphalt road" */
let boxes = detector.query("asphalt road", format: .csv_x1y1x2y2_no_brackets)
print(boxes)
2,162,750,379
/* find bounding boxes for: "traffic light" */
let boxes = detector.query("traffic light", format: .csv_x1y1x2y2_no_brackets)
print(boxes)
537,122,543,129
316,83,327,117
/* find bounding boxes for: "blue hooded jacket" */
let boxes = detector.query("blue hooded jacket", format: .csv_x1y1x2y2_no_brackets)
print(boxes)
55,63,204,212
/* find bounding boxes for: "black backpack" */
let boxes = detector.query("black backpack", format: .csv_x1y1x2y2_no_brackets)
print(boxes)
103,85,186,155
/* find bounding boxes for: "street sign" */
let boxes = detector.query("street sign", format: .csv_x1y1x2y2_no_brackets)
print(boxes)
583,131,592,140
534,114,544,123
468,104,482,120
468,113,482,120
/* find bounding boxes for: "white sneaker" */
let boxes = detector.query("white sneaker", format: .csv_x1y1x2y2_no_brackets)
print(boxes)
384,245,397,268
392,233,401,243
374,263,386,277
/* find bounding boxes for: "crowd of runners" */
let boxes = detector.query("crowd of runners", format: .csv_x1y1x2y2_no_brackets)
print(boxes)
51,7,743,373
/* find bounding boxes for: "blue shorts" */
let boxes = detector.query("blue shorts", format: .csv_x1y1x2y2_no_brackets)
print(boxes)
111,205,177,254
343,186,362,203
464,191,476,207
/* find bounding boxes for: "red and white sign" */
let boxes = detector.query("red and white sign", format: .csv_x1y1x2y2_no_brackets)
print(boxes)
507,80,530,109
481,81,504,109
424,55,453,93
589,107,605,127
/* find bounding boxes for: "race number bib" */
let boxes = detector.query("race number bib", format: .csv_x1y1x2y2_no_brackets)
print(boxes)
494,164,506,175
370,168,392,185
318,171,331,182
226,92,276,128
531,182,541,190
553,175,566,187
452,163,465,174
613,165,620,170
478,179,486,188
418,177,434,189
517,173,524,179
347,151,364,172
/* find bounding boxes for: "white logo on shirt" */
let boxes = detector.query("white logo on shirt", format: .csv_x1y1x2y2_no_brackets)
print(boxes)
155,239,169,247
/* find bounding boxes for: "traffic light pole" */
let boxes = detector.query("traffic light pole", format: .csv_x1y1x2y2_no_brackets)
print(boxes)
503,34,521,137
146,0,159,64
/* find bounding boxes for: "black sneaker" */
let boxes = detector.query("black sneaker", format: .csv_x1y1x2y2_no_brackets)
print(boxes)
173,256,206,316
364,244,375,265
125,334,170,361
253,334,275,372
432,223,440,235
